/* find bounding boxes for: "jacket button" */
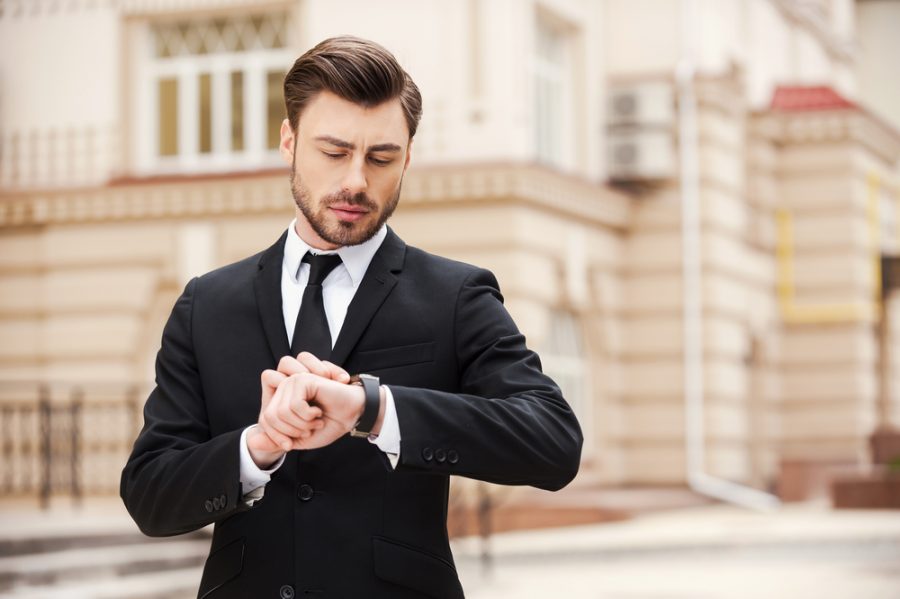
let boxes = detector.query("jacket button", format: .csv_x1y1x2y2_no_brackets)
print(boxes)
212,497,221,510
422,447,434,462
447,449,459,464
279,584,294,599
219,494,227,507
434,448,447,463
297,484,314,501
204,500,213,513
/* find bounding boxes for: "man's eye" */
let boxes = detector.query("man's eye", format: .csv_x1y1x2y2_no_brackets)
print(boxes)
323,152,344,159
369,157,392,166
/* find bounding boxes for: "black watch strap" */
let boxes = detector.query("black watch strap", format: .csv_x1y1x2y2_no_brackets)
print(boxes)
350,374,380,438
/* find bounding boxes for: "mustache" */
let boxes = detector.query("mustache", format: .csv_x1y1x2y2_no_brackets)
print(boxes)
322,190,378,211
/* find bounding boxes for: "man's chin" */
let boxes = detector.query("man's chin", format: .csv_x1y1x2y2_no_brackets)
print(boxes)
317,221,377,247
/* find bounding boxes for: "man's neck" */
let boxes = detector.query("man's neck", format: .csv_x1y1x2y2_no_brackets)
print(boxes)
294,214,341,251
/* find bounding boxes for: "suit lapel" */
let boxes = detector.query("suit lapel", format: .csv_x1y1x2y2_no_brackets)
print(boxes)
254,230,291,363
330,228,406,367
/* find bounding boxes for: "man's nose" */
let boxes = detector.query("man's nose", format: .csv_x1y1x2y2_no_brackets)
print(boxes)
341,160,368,195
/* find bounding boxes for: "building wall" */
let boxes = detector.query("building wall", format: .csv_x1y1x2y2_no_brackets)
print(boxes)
0,0,611,186
605,0,857,108
748,99,900,469
2,0,900,496
856,0,900,131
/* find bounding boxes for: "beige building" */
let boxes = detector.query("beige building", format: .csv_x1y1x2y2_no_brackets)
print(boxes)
1,0,899,505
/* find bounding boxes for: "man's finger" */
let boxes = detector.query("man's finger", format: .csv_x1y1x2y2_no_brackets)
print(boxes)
260,379,297,452
295,352,328,377
264,409,315,439
276,396,322,430
290,400,323,422
260,369,288,409
258,413,294,453
277,355,310,377
321,360,351,383
267,377,313,434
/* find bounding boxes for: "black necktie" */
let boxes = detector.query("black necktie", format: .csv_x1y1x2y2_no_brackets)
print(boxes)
290,252,343,359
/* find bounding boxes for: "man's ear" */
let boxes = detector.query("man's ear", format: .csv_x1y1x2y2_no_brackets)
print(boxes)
403,138,413,174
279,119,295,166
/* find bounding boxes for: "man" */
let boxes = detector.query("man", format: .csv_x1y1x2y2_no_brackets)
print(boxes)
121,36,582,599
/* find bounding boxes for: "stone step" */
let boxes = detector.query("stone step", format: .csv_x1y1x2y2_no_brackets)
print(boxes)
0,566,202,599
0,530,208,559
0,539,209,592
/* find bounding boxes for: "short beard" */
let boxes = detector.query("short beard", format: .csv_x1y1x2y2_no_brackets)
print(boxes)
291,166,401,247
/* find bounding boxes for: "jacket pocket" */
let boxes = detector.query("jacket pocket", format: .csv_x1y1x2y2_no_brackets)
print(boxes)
372,536,463,599
355,342,435,372
198,537,244,598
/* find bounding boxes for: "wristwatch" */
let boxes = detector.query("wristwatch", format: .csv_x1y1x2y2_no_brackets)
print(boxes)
349,373,380,438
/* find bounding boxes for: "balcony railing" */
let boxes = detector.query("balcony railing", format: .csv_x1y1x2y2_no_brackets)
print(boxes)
0,126,121,191
0,382,144,507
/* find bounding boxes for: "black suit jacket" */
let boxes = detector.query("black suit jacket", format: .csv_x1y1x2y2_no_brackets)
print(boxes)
121,227,583,598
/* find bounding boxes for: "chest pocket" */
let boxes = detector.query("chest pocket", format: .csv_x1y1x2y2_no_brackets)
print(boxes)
353,341,435,372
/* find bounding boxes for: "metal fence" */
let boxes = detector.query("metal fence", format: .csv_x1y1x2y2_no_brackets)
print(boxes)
0,382,144,507
0,381,499,553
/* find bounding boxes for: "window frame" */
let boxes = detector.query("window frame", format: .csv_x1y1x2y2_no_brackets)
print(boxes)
532,12,576,171
133,15,293,176
539,310,593,455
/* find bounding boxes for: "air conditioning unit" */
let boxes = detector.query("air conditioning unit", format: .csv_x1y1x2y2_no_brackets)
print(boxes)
606,81,675,182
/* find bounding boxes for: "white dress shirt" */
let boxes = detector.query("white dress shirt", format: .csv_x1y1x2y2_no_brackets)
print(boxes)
239,220,402,500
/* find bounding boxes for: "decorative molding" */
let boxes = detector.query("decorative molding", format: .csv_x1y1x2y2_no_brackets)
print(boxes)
403,164,632,231
0,163,633,230
0,0,292,19
750,109,900,166
0,0,116,18
118,0,293,17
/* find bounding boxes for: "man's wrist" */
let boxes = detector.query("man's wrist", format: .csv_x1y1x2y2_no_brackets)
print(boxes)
246,425,285,469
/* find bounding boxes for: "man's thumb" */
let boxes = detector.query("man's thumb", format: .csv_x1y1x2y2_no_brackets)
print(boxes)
260,369,287,408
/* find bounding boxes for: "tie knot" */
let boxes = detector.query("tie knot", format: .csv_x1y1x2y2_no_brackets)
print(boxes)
303,252,343,286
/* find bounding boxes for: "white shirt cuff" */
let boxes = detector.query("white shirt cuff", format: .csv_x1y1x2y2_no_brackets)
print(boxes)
239,425,286,500
369,386,401,468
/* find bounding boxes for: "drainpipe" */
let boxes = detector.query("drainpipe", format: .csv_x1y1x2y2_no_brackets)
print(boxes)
678,0,780,511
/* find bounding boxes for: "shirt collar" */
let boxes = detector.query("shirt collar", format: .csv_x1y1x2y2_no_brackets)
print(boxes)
283,218,387,286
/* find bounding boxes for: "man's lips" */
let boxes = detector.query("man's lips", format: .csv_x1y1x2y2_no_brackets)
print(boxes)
329,205,370,222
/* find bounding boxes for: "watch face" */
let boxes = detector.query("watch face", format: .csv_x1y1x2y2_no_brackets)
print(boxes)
349,373,376,385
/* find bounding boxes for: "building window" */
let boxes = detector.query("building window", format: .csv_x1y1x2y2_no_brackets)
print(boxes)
541,311,590,439
139,13,293,174
533,14,572,168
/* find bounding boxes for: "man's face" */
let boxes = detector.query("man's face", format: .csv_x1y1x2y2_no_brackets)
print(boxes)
279,90,412,250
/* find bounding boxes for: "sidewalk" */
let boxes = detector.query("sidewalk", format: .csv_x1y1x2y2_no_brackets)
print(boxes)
2,498,899,598
451,500,900,599
0,498,144,543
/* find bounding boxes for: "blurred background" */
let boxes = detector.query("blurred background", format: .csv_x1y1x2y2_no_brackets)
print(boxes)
1,0,900,597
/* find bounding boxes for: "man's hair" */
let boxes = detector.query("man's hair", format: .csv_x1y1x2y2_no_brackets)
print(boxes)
283,36,423,138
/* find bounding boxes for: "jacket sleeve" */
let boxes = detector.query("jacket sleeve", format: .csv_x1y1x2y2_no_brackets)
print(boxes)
120,278,246,537
390,268,583,491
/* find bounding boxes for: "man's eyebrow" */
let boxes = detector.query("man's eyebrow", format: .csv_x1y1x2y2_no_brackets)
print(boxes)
314,135,402,153
368,143,402,153
315,135,354,149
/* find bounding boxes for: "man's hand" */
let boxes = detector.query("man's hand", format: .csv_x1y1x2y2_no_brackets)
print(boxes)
287,352,352,384
247,353,350,468
248,368,323,468
273,372,367,450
